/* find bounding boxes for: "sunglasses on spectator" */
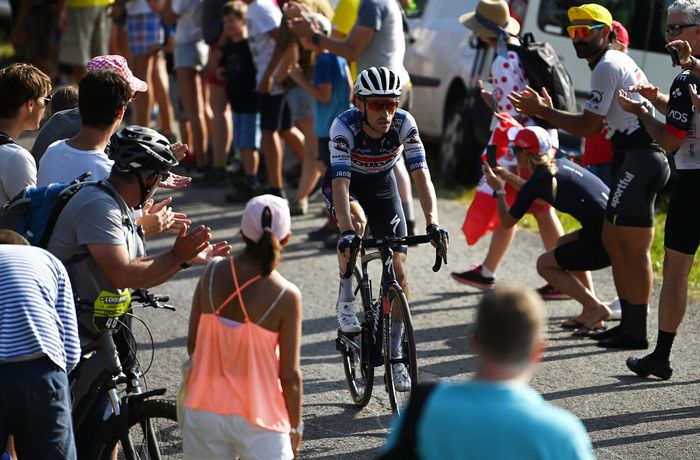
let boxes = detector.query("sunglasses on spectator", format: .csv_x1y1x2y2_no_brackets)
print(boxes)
365,99,399,112
665,23,698,37
566,24,606,39
42,96,52,105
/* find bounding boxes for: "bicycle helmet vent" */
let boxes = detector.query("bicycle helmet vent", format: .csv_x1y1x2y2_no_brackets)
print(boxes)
109,125,178,173
354,67,402,97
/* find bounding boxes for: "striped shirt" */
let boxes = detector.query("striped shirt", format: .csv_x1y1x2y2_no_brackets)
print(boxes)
0,245,80,373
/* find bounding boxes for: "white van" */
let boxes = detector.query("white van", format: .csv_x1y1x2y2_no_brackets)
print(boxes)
405,0,678,185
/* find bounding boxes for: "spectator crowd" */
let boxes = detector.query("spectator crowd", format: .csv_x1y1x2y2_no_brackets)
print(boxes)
0,0,698,458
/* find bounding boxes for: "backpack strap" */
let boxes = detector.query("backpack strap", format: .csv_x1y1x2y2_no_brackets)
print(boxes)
376,382,438,460
0,132,15,146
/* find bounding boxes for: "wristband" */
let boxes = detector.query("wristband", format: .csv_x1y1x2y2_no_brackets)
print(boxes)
290,421,304,435
493,189,506,198
180,262,191,269
311,32,321,45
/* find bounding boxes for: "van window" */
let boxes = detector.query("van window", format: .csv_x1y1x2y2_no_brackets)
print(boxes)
536,0,673,54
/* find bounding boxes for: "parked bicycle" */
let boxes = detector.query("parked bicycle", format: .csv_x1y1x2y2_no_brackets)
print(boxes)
70,288,182,459
336,234,447,414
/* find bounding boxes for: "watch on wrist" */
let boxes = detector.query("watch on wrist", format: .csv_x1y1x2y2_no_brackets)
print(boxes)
290,421,304,435
311,32,321,45
493,189,506,198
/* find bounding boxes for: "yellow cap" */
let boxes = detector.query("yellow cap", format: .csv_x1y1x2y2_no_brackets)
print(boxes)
567,3,613,26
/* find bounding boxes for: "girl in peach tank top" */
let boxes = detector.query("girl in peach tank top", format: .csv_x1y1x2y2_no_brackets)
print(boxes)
182,195,303,460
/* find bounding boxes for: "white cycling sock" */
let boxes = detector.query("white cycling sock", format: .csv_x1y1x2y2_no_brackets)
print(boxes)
338,275,355,305
391,320,404,357
481,265,495,278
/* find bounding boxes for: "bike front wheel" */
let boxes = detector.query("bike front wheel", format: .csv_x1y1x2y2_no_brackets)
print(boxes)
92,399,182,459
341,266,375,407
383,283,418,415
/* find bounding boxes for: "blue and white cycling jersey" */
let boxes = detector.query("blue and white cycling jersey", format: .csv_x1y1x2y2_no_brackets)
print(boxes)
328,107,427,181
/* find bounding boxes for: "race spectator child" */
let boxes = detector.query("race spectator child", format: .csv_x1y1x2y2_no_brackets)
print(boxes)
164,0,210,170
287,12,351,215
218,0,264,203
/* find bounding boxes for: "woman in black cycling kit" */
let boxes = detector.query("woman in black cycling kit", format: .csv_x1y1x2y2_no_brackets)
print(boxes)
510,4,670,350
483,126,613,336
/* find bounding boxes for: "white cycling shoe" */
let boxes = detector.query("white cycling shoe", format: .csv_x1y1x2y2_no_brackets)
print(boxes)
392,362,411,392
337,301,362,333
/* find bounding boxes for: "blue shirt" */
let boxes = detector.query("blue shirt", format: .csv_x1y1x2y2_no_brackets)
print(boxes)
383,382,595,460
328,108,427,182
312,52,350,138
0,245,80,373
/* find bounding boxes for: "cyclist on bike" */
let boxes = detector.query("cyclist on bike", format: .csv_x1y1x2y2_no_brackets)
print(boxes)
326,66,448,390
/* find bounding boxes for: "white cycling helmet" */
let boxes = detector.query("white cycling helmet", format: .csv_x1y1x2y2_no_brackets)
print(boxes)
354,66,402,97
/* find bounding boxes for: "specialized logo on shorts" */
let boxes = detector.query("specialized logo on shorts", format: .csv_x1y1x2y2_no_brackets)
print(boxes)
390,214,401,235
609,171,635,208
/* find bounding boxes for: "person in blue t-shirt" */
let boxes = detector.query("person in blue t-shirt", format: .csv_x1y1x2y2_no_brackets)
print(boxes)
288,13,352,213
380,286,595,460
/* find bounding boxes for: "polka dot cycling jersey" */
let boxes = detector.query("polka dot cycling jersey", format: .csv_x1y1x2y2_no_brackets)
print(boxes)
328,107,428,181
491,50,533,127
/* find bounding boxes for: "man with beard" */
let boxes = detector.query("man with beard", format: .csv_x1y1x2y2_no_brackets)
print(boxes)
510,3,670,350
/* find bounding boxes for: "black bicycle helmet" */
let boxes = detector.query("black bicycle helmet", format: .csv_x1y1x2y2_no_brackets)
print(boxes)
109,125,177,173
354,67,402,97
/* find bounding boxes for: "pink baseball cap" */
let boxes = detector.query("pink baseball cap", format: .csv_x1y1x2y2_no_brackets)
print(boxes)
86,55,148,93
507,126,552,156
611,20,629,46
241,195,291,243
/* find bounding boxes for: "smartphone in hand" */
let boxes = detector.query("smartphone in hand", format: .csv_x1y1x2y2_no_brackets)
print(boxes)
669,46,681,66
486,144,498,168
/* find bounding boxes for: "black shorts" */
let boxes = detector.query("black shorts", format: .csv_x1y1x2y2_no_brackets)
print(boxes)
318,136,330,166
664,169,700,255
554,227,611,271
259,93,292,131
606,147,670,227
321,169,408,254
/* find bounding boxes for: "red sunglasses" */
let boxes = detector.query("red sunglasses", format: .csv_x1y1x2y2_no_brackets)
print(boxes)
365,99,399,112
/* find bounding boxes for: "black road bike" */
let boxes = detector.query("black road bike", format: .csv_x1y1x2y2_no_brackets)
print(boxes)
70,289,182,459
336,234,447,414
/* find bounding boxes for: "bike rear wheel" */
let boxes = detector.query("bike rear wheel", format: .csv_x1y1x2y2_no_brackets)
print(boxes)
383,284,418,415
341,266,375,407
92,399,181,459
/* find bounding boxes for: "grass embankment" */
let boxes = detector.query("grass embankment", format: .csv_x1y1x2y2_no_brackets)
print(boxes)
439,184,699,296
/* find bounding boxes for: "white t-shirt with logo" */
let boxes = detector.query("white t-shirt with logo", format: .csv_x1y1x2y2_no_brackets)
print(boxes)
585,50,652,137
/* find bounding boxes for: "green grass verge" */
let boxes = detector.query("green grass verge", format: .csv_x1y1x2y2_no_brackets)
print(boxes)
437,183,699,297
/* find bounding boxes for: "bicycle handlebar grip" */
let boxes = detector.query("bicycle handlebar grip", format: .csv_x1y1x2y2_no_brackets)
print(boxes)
153,294,170,303
432,251,442,272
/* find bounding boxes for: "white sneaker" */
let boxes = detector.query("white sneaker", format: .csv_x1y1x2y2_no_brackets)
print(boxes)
392,362,411,392
337,301,361,333
608,298,621,320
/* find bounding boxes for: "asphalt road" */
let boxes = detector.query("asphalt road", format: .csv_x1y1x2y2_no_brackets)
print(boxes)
133,177,699,460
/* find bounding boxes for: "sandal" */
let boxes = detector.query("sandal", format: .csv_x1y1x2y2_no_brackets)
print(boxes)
572,325,608,337
560,318,584,329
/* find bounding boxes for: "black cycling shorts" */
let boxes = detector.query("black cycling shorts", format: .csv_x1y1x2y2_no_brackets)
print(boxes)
606,147,670,227
664,169,700,255
554,227,611,272
322,169,408,254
